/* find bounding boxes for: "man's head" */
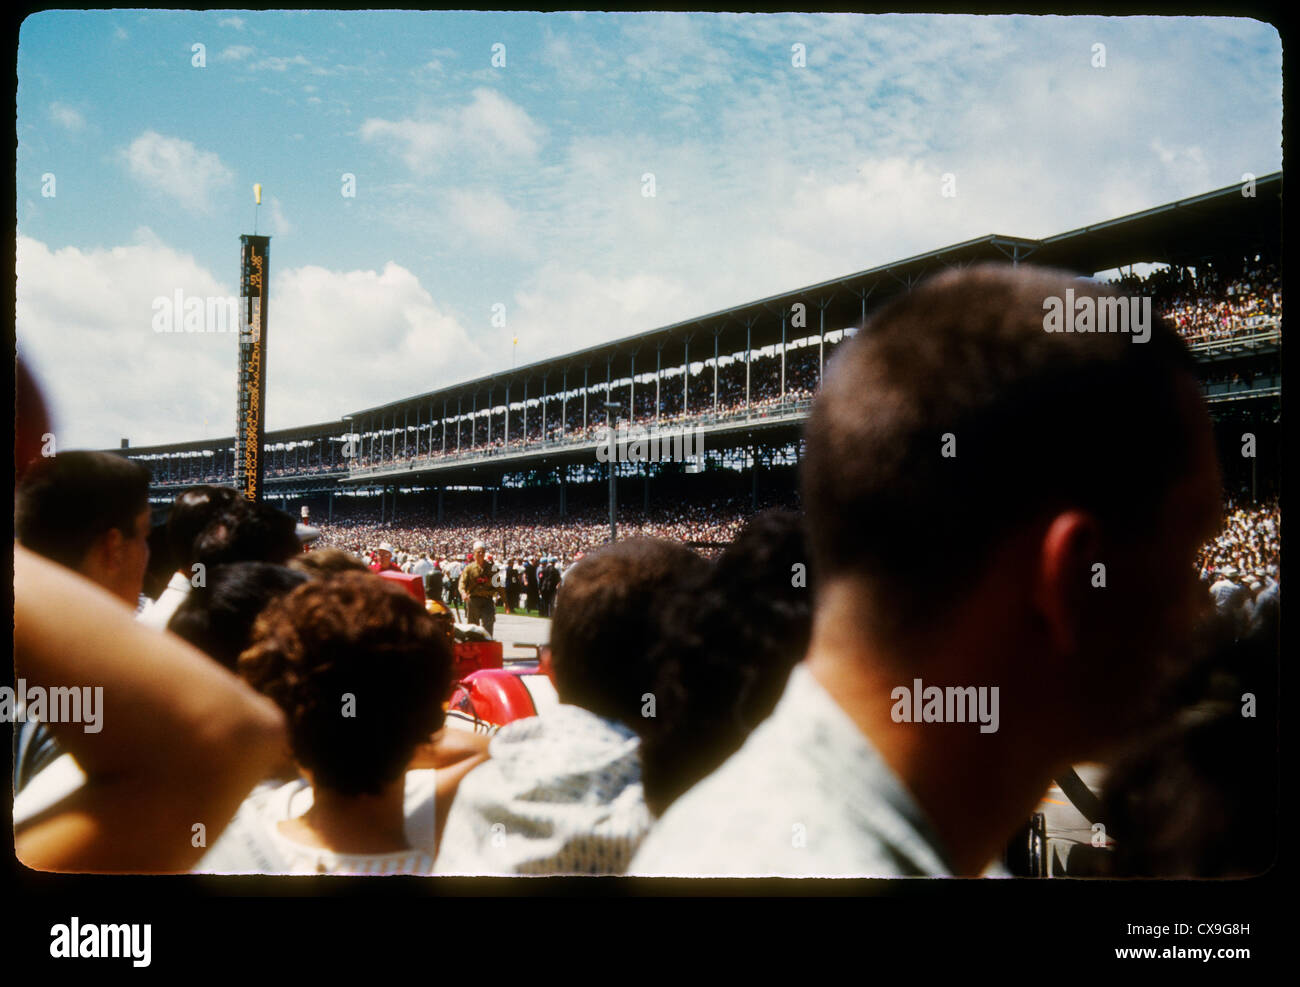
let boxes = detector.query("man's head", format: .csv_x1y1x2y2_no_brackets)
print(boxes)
802,263,1222,749
472,540,486,564
550,538,708,727
15,450,153,604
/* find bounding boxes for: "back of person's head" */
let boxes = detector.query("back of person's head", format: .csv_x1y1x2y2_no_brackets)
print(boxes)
803,263,1206,644
239,572,453,797
1100,607,1277,877
14,357,52,486
194,498,301,568
639,511,814,815
288,548,370,578
15,450,151,572
167,485,240,570
550,537,708,727
167,562,310,671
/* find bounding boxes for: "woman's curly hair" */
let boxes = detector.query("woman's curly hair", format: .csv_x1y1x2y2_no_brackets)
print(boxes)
239,572,453,796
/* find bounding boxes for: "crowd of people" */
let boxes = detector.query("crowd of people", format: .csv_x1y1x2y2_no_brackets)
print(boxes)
12,264,1279,879
1109,258,1281,347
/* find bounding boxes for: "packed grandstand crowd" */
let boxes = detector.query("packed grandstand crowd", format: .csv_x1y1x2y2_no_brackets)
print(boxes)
13,263,1279,882
141,258,1280,489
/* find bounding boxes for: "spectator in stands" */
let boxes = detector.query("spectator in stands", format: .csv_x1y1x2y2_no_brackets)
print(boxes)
637,510,813,816
436,538,708,875
13,544,287,872
13,450,153,792
195,499,302,568
167,562,310,672
139,484,241,630
288,548,370,577
633,263,1223,877
15,450,152,607
369,541,401,573
198,573,478,874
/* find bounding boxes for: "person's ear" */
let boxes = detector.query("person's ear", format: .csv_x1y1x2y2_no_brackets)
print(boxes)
1033,511,1100,657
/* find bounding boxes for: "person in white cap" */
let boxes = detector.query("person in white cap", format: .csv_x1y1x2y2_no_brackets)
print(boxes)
370,541,401,574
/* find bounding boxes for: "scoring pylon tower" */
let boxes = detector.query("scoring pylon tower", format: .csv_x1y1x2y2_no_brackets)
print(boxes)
235,229,270,502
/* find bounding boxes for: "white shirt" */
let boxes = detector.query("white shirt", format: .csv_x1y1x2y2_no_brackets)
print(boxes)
631,664,957,878
195,770,440,876
434,705,652,876
136,571,192,630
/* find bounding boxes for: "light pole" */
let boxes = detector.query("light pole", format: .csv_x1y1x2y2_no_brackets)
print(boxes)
604,401,622,543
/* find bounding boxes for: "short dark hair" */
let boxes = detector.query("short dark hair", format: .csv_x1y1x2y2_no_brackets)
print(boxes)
239,573,453,797
288,548,370,577
549,538,708,726
194,498,300,567
167,562,310,672
15,451,151,570
802,263,1201,638
639,510,814,815
167,485,241,569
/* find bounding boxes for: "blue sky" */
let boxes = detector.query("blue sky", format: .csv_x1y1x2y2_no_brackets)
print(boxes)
16,10,1282,448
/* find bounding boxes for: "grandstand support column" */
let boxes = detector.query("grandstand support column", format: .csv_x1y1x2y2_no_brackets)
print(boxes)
583,365,589,435
472,391,477,448
751,439,758,511
745,319,753,409
442,399,447,455
781,310,786,401
380,485,386,522
540,373,546,442
561,368,568,438
437,487,444,522
391,484,398,523
505,382,511,447
683,337,691,415
713,328,720,415
656,344,663,422
328,491,333,523
559,467,566,518
629,351,636,426
819,301,826,383
404,407,409,458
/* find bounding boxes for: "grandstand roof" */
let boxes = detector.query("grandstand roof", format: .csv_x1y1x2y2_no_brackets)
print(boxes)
118,171,1281,456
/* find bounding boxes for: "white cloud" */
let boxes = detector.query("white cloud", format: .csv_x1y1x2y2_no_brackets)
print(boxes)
267,196,292,236
219,16,245,30
217,45,254,62
16,233,238,450
49,102,85,131
17,233,486,448
360,88,544,174
121,131,233,212
263,263,486,430
445,188,528,256
253,54,311,72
